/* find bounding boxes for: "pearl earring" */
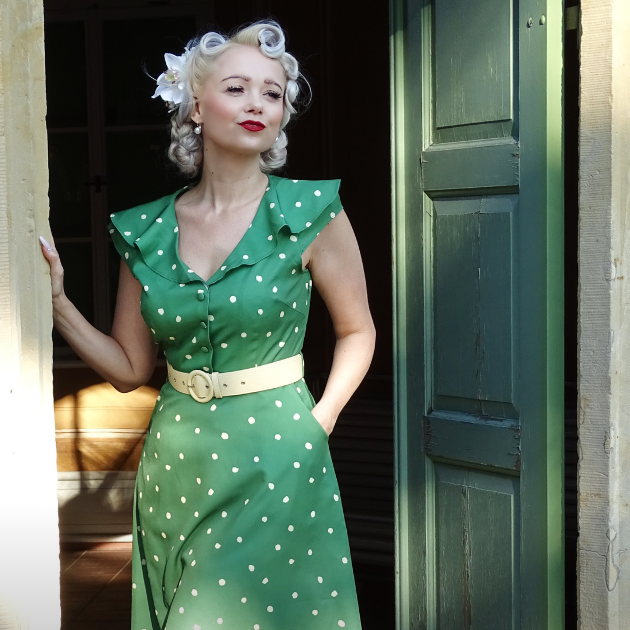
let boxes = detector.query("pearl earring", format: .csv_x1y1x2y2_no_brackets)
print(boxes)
194,123,202,135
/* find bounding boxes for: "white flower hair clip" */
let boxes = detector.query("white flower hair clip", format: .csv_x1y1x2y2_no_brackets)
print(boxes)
152,45,195,111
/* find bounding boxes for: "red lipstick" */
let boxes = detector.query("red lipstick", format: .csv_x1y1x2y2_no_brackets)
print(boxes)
238,120,266,132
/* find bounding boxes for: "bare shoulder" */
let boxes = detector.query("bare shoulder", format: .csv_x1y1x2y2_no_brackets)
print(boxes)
302,209,355,272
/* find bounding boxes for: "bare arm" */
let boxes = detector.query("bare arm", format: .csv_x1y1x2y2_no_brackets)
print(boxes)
40,234,158,392
301,210,376,435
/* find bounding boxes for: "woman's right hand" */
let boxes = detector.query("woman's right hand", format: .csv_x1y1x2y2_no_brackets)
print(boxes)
39,234,65,300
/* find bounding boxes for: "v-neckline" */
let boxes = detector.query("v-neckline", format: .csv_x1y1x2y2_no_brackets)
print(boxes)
172,176,271,285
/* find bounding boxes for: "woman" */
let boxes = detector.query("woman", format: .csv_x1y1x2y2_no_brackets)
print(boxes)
41,21,375,630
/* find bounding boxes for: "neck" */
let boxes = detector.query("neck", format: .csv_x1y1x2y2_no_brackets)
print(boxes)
190,140,268,212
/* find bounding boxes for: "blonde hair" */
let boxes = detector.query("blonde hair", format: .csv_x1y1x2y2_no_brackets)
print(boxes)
167,21,304,177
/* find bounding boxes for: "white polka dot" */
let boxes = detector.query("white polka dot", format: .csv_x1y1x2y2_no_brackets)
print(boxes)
165,465,171,470
179,453,184,459
317,576,323,583
176,315,182,322
267,606,273,612
288,525,294,531
185,354,192,359
258,309,263,315
293,413,300,420
290,235,298,242
279,253,286,259
334,493,339,501
141,214,147,219
289,558,295,564
181,496,186,503
305,442,313,449
208,489,214,495
180,535,185,540
295,201,302,207
175,414,181,421
222,511,227,517
221,343,228,348
219,578,226,586
215,543,221,548
172,264,176,270
275,400,282,407
294,462,300,468
262,577,269,584
232,467,239,472
156,218,162,223
254,625,260,630
241,597,247,603
275,433,281,440
292,592,298,599
279,341,285,348
314,190,321,196
230,295,237,303
221,432,229,439
209,314,214,321
248,417,256,424
249,564,255,571
268,482,275,490
221,265,226,270
312,610,318,616
338,621,346,627
191,589,198,596
283,496,290,503
272,286,278,293
311,511,316,517
166,512,171,519
331,212,336,218
255,275,263,282
154,555,159,561
194,625,200,630
342,557,348,563
211,404,217,411
157,250,163,255
254,456,260,462
195,428,200,434
280,311,285,317
158,308,164,315
328,527,334,534
270,203,275,208
306,221,312,227
268,235,273,240
331,590,338,597
243,254,249,259
241,332,247,337
155,486,159,492
262,516,268,522
124,252,129,259
266,331,272,337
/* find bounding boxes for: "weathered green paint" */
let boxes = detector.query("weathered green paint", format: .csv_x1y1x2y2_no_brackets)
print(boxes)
391,0,565,627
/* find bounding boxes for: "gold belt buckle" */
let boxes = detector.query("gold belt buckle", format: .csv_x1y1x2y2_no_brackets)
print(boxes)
186,369,214,403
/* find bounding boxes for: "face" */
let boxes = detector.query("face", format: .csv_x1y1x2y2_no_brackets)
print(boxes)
192,44,287,157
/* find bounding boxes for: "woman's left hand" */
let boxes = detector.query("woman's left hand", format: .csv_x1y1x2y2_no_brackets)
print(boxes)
310,401,338,436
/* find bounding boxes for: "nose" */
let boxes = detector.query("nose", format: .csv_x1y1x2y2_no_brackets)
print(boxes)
245,91,264,115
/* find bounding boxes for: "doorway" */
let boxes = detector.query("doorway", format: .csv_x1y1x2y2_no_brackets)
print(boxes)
44,1,395,628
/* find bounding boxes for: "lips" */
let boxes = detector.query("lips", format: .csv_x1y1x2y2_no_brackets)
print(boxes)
238,120,266,132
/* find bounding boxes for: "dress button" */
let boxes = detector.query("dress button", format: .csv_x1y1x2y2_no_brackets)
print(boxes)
201,346,209,353
197,292,205,301
200,321,207,328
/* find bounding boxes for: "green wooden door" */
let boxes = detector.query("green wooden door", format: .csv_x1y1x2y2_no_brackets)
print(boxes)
391,0,564,628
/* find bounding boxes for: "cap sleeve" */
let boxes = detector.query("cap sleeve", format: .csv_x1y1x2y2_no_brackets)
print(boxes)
274,177,344,255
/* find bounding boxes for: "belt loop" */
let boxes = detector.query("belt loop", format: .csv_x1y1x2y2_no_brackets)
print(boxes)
211,371,223,399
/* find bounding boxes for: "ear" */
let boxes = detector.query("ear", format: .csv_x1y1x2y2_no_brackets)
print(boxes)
190,99,202,124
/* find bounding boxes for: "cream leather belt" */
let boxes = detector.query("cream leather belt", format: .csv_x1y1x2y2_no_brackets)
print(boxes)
167,353,304,403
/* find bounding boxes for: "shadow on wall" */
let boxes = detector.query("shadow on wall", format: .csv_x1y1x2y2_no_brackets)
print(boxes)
54,379,159,538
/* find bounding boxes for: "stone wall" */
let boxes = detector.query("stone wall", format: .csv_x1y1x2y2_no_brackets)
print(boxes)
578,0,630,628
0,0,60,628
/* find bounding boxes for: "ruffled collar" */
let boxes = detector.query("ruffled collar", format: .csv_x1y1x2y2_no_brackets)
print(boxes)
110,174,291,285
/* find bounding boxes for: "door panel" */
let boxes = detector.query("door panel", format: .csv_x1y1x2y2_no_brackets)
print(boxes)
391,0,564,627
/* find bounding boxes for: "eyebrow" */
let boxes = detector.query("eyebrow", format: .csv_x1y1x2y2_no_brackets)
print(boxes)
221,75,284,92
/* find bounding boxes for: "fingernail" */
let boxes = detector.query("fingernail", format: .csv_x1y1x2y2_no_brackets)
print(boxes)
39,235,51,249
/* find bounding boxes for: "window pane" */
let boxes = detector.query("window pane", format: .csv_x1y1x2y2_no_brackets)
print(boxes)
53,243,94,347
105,129,189,213
45,21,88,128
102,16,197,126
48,132,91,237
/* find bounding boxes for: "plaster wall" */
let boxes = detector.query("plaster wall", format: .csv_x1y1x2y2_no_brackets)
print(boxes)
0,0,60,628
578,0,630,628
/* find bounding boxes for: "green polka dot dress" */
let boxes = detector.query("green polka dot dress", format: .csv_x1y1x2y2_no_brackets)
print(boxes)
108,175,362,630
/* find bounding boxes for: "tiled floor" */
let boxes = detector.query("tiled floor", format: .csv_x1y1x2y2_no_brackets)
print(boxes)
60,543,132,630
60,545,395,630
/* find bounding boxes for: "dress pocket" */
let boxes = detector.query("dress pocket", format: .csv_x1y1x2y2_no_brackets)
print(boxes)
291,386,329,442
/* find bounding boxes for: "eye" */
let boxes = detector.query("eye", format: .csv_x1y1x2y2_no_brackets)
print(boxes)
265,90,282,100
226,85,244,94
